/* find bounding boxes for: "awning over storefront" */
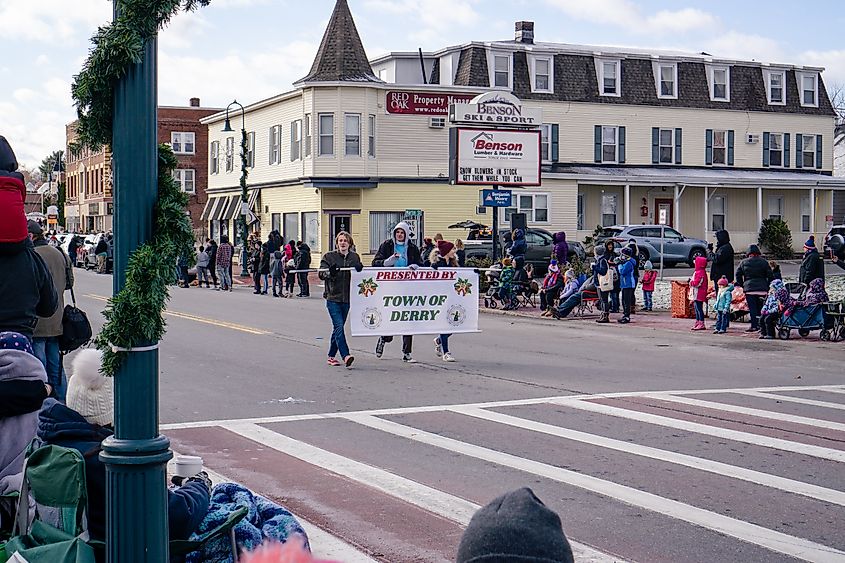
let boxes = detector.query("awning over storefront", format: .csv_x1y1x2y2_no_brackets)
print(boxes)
222,195,240,221
200,198,215,221
552,166,845,188
248,188,260,211
209,196,229,221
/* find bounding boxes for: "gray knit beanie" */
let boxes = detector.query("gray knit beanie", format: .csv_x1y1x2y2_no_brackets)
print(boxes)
456,488,574,563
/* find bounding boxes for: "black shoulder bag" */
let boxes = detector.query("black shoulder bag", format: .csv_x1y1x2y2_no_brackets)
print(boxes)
58,287,92,354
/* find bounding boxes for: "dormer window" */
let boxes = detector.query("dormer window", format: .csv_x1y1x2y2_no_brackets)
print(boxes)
596,59,621,97
765,69,786,105
798,72,818,107
654,62,677,99
529,55,553,93
708,65,730,102
492,53,512,88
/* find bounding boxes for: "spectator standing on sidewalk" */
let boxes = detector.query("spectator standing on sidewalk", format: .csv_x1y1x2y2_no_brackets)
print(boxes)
0,136,57,340
319,231,362,368
710,229,735,283
30,221,73,400
592,246,611,324
270,249,283,297
617,247,636,324
216,235,234,291
295,242,312,297
799,236,824,286
603,239,621,313
713,276,734,334
259,242,271,294
94,235,108,273
196,245,211,288
735,245,773,332
641,260,657,311
205,238,218,288
372,222,422,362
689,255,709,331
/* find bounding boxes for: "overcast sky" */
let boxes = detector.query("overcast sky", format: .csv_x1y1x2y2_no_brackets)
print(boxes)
1,0,843,168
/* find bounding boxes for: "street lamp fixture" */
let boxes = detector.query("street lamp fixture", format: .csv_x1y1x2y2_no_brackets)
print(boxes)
222,99,250,277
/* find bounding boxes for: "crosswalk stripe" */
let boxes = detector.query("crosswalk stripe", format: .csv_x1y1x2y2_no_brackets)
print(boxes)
221,422,620,563
649,394,845,432
549,398,845,463
450,406,845,507
345,414,845,562
816,388,845,395
735,391,845,411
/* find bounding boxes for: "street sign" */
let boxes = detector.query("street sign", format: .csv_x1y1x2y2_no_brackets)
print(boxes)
404,209,422,217
480,189,512,207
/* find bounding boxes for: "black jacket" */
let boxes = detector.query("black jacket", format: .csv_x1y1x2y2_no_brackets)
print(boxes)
37,400,209,542
0,239,58,339
259,244,271,274
735,256,773,294
710,230,735,283
372,240,422,267
94,239,108,255
799,250,824,285
294,244,311,270
319,251,363,303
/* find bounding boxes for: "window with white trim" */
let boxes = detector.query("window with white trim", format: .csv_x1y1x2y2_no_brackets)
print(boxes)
171,132,195,154
768,195,784,220
539,124,551,162
712,130,727,165
659,128,675,164
318,113,334,156
599,60,620,96
368,114,376,157
290,119,302,161
344,113,360,157
602,126,619,163
246,131,255,168
304,114,312,157
765,70,786,104
801,134,816,168
800,196,811,232
225,137,234,172
172,169,195,194
502,193,549,223
710,66,729,101
530,56,553,92
210,141,219,174
493,54,511,88
656,63,677,98
799,73,818,107
768,132,784,167
711,195,726,231
269,125,281,164
369,211,404,253
601,193,617,227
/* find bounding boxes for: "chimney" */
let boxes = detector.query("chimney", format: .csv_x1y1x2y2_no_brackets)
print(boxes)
189,97,200,107
515,21,534,44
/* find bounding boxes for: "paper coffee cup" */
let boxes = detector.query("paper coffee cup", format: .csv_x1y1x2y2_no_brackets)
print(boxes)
173,455,203,478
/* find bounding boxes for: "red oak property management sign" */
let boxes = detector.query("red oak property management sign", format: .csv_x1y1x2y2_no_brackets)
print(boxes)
386,91,475,115
449,127,541,187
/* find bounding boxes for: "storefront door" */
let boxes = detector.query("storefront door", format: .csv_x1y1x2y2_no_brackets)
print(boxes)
330,215,352,251
655,198,674,227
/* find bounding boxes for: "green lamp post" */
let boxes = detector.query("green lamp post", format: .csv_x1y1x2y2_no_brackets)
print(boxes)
222,100,249,277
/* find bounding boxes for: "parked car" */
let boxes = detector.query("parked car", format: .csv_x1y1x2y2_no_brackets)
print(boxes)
460,226,586,275
595,225,708,268
79,233,106,269
823,225,845,257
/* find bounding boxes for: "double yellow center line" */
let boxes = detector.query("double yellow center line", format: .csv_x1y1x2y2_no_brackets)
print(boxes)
85,294,271,335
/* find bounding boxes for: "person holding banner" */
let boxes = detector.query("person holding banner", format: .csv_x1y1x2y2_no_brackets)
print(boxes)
372,221,423,362
319,231,363,367
430,240,459,362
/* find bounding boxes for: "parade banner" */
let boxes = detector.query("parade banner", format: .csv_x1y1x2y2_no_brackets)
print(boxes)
350,268,479,336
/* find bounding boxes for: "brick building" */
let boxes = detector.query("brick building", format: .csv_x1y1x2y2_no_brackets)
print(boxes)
64,98,221,235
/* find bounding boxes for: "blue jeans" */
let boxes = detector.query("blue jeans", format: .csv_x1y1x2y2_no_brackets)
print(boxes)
32,337,65,401
716,311,730,331
217,266,232,290
643,290,653,310
262,274,269,292
610,289,620,312
437,334,451,353
327,301,351,359
694,300,705,322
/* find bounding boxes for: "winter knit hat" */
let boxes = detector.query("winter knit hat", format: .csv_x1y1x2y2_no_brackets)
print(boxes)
718,275,729,286
644,260,654,270
548,260,559,273
456,488,574,563
748,244,761,255
27,220,44,236
804,236,816,250
0,331,34,355
621,246,633,257
66,349,114,427
437,240,455,257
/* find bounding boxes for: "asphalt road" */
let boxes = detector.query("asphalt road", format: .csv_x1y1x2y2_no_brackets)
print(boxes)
72,269,845,562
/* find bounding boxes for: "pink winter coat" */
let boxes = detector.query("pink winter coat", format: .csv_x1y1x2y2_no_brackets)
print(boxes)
690,256,709,302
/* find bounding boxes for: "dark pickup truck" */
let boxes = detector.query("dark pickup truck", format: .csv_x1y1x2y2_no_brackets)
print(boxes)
461,228,586,275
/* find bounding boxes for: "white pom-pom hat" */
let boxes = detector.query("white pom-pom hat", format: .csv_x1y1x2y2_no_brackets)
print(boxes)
66,348,114,426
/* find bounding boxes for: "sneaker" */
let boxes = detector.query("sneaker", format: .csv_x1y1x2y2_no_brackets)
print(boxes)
433,338,442,357
442,352,455,362
327,357,342,367
375,338,385,358
402,353,416,363
713,329,720,334
618,317,630,324
744,327,757,332
344,355,355,368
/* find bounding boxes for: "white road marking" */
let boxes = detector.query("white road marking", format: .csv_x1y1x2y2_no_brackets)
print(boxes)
549,398,845,463
161,384,845,430
221,422,621,563
450,406,845,507
649,394,845,432
735,391,845,412
346,414,845,563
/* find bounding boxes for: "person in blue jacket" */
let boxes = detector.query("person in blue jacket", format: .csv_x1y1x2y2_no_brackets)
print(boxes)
616,246,637,324
37,349,210,543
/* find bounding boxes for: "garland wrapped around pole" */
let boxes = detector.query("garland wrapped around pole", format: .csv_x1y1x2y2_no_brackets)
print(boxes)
70,0,211,375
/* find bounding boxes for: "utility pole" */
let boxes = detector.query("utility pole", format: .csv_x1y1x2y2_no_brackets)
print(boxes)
100,2,171,560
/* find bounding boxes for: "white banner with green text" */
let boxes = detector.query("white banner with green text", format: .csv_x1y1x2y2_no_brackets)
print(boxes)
349,268,480,336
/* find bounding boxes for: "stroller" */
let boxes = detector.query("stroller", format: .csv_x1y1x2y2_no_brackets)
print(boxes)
776,303,829,340
483,264,506,309
824,301,845,342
